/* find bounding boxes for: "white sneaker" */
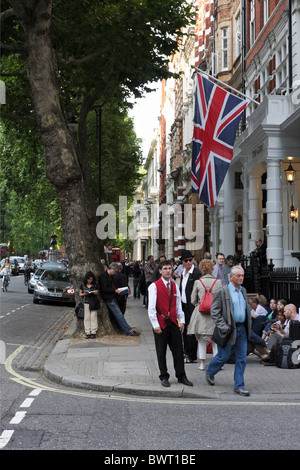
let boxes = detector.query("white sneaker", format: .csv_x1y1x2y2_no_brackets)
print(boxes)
198,363,205,370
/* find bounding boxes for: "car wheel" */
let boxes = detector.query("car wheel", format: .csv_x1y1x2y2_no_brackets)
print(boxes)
28,287,33,294
33,298,39,304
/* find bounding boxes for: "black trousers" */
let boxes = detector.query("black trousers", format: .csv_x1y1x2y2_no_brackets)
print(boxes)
182,302,198,361
153,323,186,381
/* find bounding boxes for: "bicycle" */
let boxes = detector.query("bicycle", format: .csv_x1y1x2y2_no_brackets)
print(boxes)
2,271,9,292
24,268,31,286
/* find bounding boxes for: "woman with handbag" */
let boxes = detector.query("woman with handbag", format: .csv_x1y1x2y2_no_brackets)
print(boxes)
188,259,222,370
79,271,100,339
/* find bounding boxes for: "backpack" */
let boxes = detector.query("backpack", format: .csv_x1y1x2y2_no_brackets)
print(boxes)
199,279,217,314
274,338,300,369
289,320,300,340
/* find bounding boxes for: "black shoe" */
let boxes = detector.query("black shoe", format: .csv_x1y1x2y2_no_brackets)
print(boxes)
160,379,170,387
85,334,91,339
90,334,96,339
178,377,193,386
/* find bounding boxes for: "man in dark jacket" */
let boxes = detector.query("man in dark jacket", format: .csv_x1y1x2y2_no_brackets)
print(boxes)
179,250,201,363
113,262,128,315
99,262,139,336
205,266,252,396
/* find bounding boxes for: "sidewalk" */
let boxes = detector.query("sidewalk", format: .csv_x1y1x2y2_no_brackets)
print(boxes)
44,291,300,401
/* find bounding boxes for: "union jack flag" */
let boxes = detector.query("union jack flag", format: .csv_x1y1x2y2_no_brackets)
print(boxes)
191,73,248,207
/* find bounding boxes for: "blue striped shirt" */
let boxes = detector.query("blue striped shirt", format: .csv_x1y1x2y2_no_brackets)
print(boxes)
228,282,246,323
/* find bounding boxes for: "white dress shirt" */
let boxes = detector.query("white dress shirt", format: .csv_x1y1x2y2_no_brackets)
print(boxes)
148,278,185,329
251,304,268,318
181,264,194,304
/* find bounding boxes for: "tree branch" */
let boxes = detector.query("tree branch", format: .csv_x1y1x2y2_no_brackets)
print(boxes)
0,111,36,123
1,6,28,53
59,51,105,66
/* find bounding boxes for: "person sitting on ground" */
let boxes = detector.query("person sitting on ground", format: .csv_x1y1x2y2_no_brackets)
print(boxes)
264,310,286,342
250,296,268,319
262,304,299,365
258,295,271,313
262,298,278,340
282,303,300,337
276,299,287,315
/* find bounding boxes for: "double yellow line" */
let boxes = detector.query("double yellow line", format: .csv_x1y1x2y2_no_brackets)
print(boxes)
5,346,300,406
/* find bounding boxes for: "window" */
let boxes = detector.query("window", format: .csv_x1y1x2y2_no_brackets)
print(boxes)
222,28,228,70
263,0,269,25
250,0,255,46
235,13,241,58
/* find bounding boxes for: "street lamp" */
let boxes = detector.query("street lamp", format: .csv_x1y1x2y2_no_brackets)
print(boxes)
285,163,296,184
290,204,298,223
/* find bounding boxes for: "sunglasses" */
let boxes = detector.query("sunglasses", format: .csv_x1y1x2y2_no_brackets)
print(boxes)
183,258,193,262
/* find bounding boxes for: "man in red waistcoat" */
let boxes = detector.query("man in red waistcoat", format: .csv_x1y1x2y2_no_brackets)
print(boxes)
148,260,193,387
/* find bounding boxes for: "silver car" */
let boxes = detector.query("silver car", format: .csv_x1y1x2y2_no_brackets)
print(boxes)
28,262,66,293
33,269,75,305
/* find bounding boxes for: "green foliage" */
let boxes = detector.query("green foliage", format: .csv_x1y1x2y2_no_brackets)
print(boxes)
0,118,62,255
87,101,143,207
0,0,194,257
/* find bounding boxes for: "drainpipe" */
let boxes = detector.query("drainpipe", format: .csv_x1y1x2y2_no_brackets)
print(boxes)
288,0,293,93
241,0,246,129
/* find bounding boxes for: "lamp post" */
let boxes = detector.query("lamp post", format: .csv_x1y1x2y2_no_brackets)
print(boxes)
94,105,102,207
285,162,297,250
49,233,57,261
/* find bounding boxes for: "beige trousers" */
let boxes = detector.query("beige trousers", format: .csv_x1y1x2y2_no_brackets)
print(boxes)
84,303,98,335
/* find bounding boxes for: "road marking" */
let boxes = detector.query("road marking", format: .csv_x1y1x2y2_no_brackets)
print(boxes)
0,430,14,449
29,388,42,396
0,304,30,318
20,398,35,408
9,411,27,424
5,346,300,407
1,386,42,448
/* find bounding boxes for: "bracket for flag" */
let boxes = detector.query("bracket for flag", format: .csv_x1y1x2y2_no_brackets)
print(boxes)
193,67,261,106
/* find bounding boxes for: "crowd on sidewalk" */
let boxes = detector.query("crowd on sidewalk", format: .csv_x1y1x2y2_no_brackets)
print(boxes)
125,248,299,394
77,247,300,396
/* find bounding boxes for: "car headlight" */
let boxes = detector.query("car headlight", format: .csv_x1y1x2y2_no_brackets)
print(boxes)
36,282,48,292
66,288,74,294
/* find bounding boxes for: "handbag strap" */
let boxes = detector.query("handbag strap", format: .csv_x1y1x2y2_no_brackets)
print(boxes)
200,279,217,293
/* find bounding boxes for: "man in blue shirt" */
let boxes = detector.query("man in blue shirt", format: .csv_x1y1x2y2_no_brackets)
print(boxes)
205,266,252,396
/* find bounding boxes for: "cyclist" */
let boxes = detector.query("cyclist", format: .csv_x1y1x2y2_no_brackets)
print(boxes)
24,257,33,285
1,258,12,291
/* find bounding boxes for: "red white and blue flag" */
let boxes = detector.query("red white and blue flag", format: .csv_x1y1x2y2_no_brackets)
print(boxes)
191,73,248,207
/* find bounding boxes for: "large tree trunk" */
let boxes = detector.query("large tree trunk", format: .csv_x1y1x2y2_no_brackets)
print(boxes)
16,0,114,335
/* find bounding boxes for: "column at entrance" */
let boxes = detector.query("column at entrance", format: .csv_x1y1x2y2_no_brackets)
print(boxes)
248,171,263,251
266,158,284,267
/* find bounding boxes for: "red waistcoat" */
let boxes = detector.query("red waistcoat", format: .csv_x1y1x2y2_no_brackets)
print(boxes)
155,278,178,329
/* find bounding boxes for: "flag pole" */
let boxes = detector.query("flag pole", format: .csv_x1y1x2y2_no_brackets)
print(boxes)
193,67,261,106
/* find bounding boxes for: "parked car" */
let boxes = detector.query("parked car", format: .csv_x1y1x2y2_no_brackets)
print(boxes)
28,262,66,293
0,258,19,276
33,268,75,305
10,256,25,273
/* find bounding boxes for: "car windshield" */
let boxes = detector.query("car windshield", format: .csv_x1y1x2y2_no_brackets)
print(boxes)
35,268,45,277
41,271,70,282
